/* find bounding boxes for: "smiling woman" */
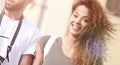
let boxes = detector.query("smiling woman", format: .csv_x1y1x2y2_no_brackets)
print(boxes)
69,5,89,37
33,0,114,65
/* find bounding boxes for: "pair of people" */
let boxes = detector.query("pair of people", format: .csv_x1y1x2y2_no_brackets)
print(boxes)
33,0,114,65
0,0,40,65
0,0,114,65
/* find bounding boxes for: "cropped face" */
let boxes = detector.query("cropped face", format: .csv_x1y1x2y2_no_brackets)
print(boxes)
5,0,30,11
69,5,90,37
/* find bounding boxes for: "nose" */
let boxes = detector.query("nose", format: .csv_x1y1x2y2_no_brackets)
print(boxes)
75,17,81,24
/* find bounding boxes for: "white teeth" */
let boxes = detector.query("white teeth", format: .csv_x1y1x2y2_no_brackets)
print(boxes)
72,24,81,30
73,24,80,28
73,25,79,28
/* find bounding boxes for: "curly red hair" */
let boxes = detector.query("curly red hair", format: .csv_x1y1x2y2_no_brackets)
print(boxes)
70,0,114,65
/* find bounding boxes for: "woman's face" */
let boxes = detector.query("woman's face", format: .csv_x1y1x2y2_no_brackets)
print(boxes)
69,5,90,36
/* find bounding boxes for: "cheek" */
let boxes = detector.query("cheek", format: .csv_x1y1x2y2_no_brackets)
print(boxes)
82,22,88,28
69,17,74,24
81,23,90,33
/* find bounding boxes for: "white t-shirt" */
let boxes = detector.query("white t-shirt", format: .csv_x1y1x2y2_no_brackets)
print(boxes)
0,13,40,65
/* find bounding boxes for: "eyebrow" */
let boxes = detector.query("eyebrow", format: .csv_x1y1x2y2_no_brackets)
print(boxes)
74,11,79,15
74,10,89,18
83,16,89,19
0,35,9,39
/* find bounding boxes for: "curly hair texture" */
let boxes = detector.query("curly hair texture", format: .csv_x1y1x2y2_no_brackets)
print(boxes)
71,0,114,65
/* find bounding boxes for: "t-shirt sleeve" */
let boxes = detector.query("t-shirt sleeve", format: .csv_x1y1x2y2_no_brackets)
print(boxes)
22,28,40,55
38,35,51,52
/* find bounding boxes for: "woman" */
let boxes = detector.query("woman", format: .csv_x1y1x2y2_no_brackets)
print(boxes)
33,0,114,65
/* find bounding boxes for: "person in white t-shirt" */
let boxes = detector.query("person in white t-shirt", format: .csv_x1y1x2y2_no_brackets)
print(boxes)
0,0,40,65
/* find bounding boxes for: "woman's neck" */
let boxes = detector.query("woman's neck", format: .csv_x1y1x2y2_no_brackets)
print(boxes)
62,34,81,48
62,34,81,58
4,9,23,20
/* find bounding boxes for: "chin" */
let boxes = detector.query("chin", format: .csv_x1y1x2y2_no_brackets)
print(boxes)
70,30,80,36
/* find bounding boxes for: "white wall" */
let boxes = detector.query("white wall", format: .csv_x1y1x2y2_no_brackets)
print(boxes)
0,0,5,9
24,0,42,26
40,0,73,36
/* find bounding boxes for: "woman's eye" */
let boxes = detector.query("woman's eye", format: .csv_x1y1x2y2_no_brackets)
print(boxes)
73,14,78,18
84,19,89,23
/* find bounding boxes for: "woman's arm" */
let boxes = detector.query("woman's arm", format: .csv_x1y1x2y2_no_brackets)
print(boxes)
18,54,34,65
32,44,44,65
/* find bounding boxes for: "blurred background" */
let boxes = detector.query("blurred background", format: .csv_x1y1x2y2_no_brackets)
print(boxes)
0,0,120,65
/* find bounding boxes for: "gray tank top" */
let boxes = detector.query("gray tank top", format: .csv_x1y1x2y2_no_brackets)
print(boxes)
39,36,72,65
39,36,103,65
